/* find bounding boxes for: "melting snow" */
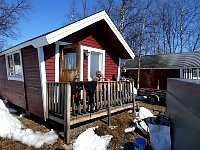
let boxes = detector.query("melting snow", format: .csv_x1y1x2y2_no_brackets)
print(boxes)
0,100,58,148
136,107,154,120
73,126,113,150
125,107,154,133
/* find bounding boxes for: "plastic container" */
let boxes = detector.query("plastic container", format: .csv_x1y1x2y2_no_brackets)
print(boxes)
134,137,146,150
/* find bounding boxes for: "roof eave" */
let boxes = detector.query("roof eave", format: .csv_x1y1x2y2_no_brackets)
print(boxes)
1,11,134,59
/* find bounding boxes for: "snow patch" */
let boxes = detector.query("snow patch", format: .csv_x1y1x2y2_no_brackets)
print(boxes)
73,126,113,150
136,107,154,120
124,127,135,133
125,107,154,134
0,100,58,148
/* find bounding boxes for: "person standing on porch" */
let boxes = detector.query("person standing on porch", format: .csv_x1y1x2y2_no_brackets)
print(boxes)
120,66,131,81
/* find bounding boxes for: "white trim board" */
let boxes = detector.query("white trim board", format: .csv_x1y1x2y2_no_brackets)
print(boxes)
1,11,134,60
55,41,70,82
5,49,24,82
37,47,47,119
81,45,105,81
118,57,122,81
80,46,84,81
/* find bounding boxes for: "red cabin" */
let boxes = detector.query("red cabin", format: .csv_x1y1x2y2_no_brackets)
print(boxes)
0,11,135,119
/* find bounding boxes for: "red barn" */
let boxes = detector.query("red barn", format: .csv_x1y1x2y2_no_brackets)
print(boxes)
126,52,200,90
0,11,135,119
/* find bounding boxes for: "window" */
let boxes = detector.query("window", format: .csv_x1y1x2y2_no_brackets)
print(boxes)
192,68,200,79
64,48,76,69
6,50,23,81
90,51,103,79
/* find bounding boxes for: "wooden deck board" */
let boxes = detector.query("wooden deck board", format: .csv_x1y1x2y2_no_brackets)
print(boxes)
71,103,133,125
49,103,133,125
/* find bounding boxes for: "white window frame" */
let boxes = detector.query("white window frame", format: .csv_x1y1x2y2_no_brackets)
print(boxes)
5,50,24,82
80,45,105,81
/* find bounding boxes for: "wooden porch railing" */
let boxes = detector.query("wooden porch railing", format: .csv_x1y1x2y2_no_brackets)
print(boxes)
46,81,136,144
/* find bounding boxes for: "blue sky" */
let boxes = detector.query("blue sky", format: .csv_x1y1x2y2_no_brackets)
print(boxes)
9,0,96,47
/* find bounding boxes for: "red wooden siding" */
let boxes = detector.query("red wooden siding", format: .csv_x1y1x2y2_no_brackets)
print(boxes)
129,69,180,90
22,46,43,118
105,53,118,80
0,55,26,108
83,56,88,81
79,36,118,80
79,35,102,49
62,28,119,81
44,44,55,81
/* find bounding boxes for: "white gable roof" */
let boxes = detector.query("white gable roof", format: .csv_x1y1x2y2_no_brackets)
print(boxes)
1,11,134,59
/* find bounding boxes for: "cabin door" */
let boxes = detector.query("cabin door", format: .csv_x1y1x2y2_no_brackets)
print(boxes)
60,44,80,82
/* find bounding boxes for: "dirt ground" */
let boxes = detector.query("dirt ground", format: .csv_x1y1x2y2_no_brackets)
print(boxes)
0,102,166,150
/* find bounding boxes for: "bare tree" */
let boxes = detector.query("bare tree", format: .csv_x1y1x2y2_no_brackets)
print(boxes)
97,0,116,16
174,0,200,52
119,0,128,33
81,0,90,18
134,0,152,89
0,0,32,49
137,17,146,89
66,0,79,23
65,0,200,54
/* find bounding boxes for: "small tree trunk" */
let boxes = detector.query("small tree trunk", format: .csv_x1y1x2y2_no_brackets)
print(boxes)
180,6,183,53
137,17,146,89
119,0,128,33
137,56,141,89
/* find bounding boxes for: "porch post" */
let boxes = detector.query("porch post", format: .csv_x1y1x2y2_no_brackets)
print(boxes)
37,47,47,119
80,45,84,81
180,68,183,79
107,82,111,126
132,81,136,115
117,58,122,81
185,69,188,79
64,83,71,144
55,42,60,82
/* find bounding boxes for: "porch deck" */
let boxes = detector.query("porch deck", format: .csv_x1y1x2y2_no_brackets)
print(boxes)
46,81,136,143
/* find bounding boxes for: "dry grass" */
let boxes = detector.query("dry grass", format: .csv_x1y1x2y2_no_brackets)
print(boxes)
0,102,165,150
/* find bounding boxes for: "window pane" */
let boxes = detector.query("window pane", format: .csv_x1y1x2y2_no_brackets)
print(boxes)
64,52,76,69
199,68,200,78
192,69,197,78
13,53,22,76
7,55,14,75
90,52,100,78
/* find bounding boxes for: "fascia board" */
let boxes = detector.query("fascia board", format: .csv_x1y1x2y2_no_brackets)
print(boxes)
45,12,106,44
103,12,135,59
0,36,48,56
1,11,135,60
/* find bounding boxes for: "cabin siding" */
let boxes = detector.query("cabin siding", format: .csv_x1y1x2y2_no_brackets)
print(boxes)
83,58,88,81
105,53,118,80
22,46,43,118
65,34,119,80
0,55,26,108
80,36,101,80
79,35,118,80
79,35,102,49
44,44,55,81
129,69,180,90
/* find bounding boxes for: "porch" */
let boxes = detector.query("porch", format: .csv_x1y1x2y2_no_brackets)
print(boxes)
46,81,136,144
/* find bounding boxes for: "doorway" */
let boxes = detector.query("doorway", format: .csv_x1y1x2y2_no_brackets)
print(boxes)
60,44,80,82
